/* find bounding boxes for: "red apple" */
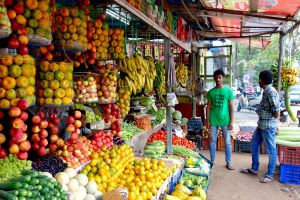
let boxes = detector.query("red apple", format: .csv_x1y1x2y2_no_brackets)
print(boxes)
17,99,29,110
75,128,80,135
67,145,75,152
0,133,6,144
13,3,24,15
17,151,28,160
66,116,75,124
8,37,20,49
39,138,48,147
32,116,41,124
5,0,13,6
50,126,59,135
0,111,4,119
32,142,39,150
49,143,58,152
39,120,48,129
11,118,25,129
17,26,27,35
9,144,19,154
74,120,82,128
19,140,31,152
20,111,28,121
50,134,58,143
38,147,47,156
8,107,21,117
66,124,75,133
74,111,81,119
0,148,7,158
31,133,40,143
70,133,79,140
18,45,29,55
37,111,46,119
52,117,60,125
39,129,48,138
31,125,41,133
74,149,82,157
10,20,19,31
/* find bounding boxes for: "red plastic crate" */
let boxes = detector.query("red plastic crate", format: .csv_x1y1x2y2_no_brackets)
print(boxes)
278,145,300,165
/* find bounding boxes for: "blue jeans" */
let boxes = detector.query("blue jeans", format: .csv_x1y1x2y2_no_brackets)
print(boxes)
251,127,277,177
210,126,232,165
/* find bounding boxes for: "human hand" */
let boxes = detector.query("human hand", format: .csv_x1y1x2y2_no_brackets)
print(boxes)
228,122,234,130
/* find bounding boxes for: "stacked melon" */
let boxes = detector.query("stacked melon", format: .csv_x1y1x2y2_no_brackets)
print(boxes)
37,60,74,105
0,54,36,109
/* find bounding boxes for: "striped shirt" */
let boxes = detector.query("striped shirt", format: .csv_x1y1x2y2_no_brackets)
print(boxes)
257,85,280,130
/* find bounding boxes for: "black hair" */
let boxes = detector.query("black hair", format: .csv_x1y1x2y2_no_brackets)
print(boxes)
213,69,225,77
259,70,273,85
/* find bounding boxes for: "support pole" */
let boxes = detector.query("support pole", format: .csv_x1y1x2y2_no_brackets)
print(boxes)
277,32,284,92
164,38,172,154
192,51,197,117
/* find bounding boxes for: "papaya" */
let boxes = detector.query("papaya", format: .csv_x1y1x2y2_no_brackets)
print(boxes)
174,184,192,195
163,195,181,200
192,187,206,200
171,191,189,199
184,196,202,200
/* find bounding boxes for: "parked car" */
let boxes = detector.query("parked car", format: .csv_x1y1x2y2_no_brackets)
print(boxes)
290,86,300,104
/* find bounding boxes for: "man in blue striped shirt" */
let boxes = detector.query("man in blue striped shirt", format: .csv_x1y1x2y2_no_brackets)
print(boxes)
240,70,280,183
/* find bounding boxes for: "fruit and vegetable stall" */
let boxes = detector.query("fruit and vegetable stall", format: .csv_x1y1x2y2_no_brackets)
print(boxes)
0,0,214,199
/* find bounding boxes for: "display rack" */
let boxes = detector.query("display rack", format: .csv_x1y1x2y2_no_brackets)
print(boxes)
112,0,192,53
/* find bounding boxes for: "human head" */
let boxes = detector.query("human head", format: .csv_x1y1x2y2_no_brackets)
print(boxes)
213,69,225,87
259,70,273,88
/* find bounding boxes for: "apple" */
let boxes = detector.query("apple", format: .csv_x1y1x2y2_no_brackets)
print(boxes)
49,135,58,143
8,107,21,117
19,140,31,152
67,145,75,152
74,111,81,119
32,142,39,150
39,120,48,129
18,45,29,55
61,150,69,157
50,126,59,135
0,148,7,159
0,111,4,119
11,118,25,129
17,99,29,110
32,116,41,124
49,143,58,152
39,138,48,147
13,3,24,15
70,132,79,141
39,129,48,138
31,125,41,133
38,147,47,156
20,111,28,121
0,133,6,144
56,138,64,147
74,120,82,128
75,128,80,135
9,144,19,154
66,124,75,133
66,116,75,124
37,110,46,119
8,37,20,49
31,133,40,143
52,117,60,125
17,151,28,160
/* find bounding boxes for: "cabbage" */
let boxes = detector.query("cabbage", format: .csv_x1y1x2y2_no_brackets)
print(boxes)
172,111,182,120
181,118,188,125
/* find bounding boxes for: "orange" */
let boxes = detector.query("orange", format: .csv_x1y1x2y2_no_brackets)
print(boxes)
38,0,49,12
0,55,13,66
2,77,16,89
16,15,27,25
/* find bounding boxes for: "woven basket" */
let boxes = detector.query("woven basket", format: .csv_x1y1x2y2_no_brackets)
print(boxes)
103,188,128,200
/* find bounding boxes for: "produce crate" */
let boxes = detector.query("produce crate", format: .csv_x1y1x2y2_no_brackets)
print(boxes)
278,145,300,165
201,137,210,150
234,140,251,153
239,124,256,132
168,169,183,193
217,138,235,152
180,170,211,193
261,143,267,154
280,164,300,185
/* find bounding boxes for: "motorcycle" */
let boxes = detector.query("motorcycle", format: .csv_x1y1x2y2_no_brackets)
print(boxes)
279,101,288,122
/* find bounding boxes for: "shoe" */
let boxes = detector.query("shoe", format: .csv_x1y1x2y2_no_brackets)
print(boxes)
226,164,235,170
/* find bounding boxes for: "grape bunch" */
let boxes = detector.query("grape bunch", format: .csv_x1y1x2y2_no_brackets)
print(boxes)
32,154,67,176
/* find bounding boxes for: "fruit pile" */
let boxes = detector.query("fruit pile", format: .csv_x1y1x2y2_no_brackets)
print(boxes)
0,4,11,37
116,87,131,117
32,154,67,176
81,144,134,193
0,111,5,158
108,28,125,60
0,54,36,108
8,100,31,160
96,62,117,103
24,0,52,43
86,15,109,62
74,75,98,103
90,130,113,152
176,63,189,86
38,44,55,61
281,67,300,86
55,7,88,51
101,103,122,136
37,61,74,105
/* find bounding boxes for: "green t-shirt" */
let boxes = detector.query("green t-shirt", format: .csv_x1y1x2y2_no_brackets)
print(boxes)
207,87,234,126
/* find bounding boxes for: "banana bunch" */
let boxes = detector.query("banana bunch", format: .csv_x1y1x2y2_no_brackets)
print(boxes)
176,64,189,86
117,55,157,95
154,61,166,95
281,67,300,85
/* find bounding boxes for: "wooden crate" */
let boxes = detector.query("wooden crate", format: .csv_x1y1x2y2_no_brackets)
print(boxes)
217,138,235,152
201,137,210,150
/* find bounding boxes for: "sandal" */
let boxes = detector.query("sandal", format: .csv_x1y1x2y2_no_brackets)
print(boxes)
260,175,273,183
226,164,235,170
239,168,258,175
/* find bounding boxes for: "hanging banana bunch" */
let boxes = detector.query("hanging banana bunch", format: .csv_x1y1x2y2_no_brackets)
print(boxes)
176,63,189,87
281,67,300,85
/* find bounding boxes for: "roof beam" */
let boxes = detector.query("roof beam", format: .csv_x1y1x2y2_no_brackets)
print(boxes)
196,30,280,38
198,8,297,22
249,0,259,13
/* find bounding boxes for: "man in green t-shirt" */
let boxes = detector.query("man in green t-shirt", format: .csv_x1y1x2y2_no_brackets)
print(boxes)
206,69,234,170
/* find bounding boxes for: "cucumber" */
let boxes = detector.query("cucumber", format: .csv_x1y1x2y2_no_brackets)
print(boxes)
21,184,28,189
36,185,42,191
144,149,157,156
10,176,31,183
29,179,39,186
0,190,17,200
21,170,38,176
6,191,18,196
0,182,22,190
26,191,32,198
18,197,26,200
17,189,27,197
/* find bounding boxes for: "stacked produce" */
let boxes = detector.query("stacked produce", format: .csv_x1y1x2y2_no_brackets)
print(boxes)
135,115,152,131
96,62,117,103
55,7,87,51
38,44,54,61
133,96,155,110
147,130,196,149
117,55,157,95
165,184,206,200
176,63,189,86
144,140,166,159
117,87,131,117
0,154,31,183
178,173,207,190
154,61,166,100
55,169,102,200
0,170,67,200
107,28,125,60
0,54,36,108
0,4,11,37
8,100,31,160
81,144,134,193
276,127,300,147
101,104,122,136
74,75,98,103
128,0,142,11
6,0,30,55
172,145,199,158
201,127,210,138
32,154,67,176
148,108,166,126
235,131,253,141
120,121,142,141
74,104,102,123
86,16,109,61
0,111,5,158
24,0,52,43
90,130,113,152
37,61,74,105
112,136,125,145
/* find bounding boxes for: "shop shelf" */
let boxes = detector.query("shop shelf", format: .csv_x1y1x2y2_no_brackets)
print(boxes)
234,140,251,153
278,145,300,165
280,164,300,185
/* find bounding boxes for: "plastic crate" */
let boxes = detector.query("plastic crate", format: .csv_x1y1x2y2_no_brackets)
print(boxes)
201,137,210,150
217,138,235,152
234,140,251,153
278,145,300,165
261,143,267,154
239,125,256,132
280,164,300,185
168,169,183,193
